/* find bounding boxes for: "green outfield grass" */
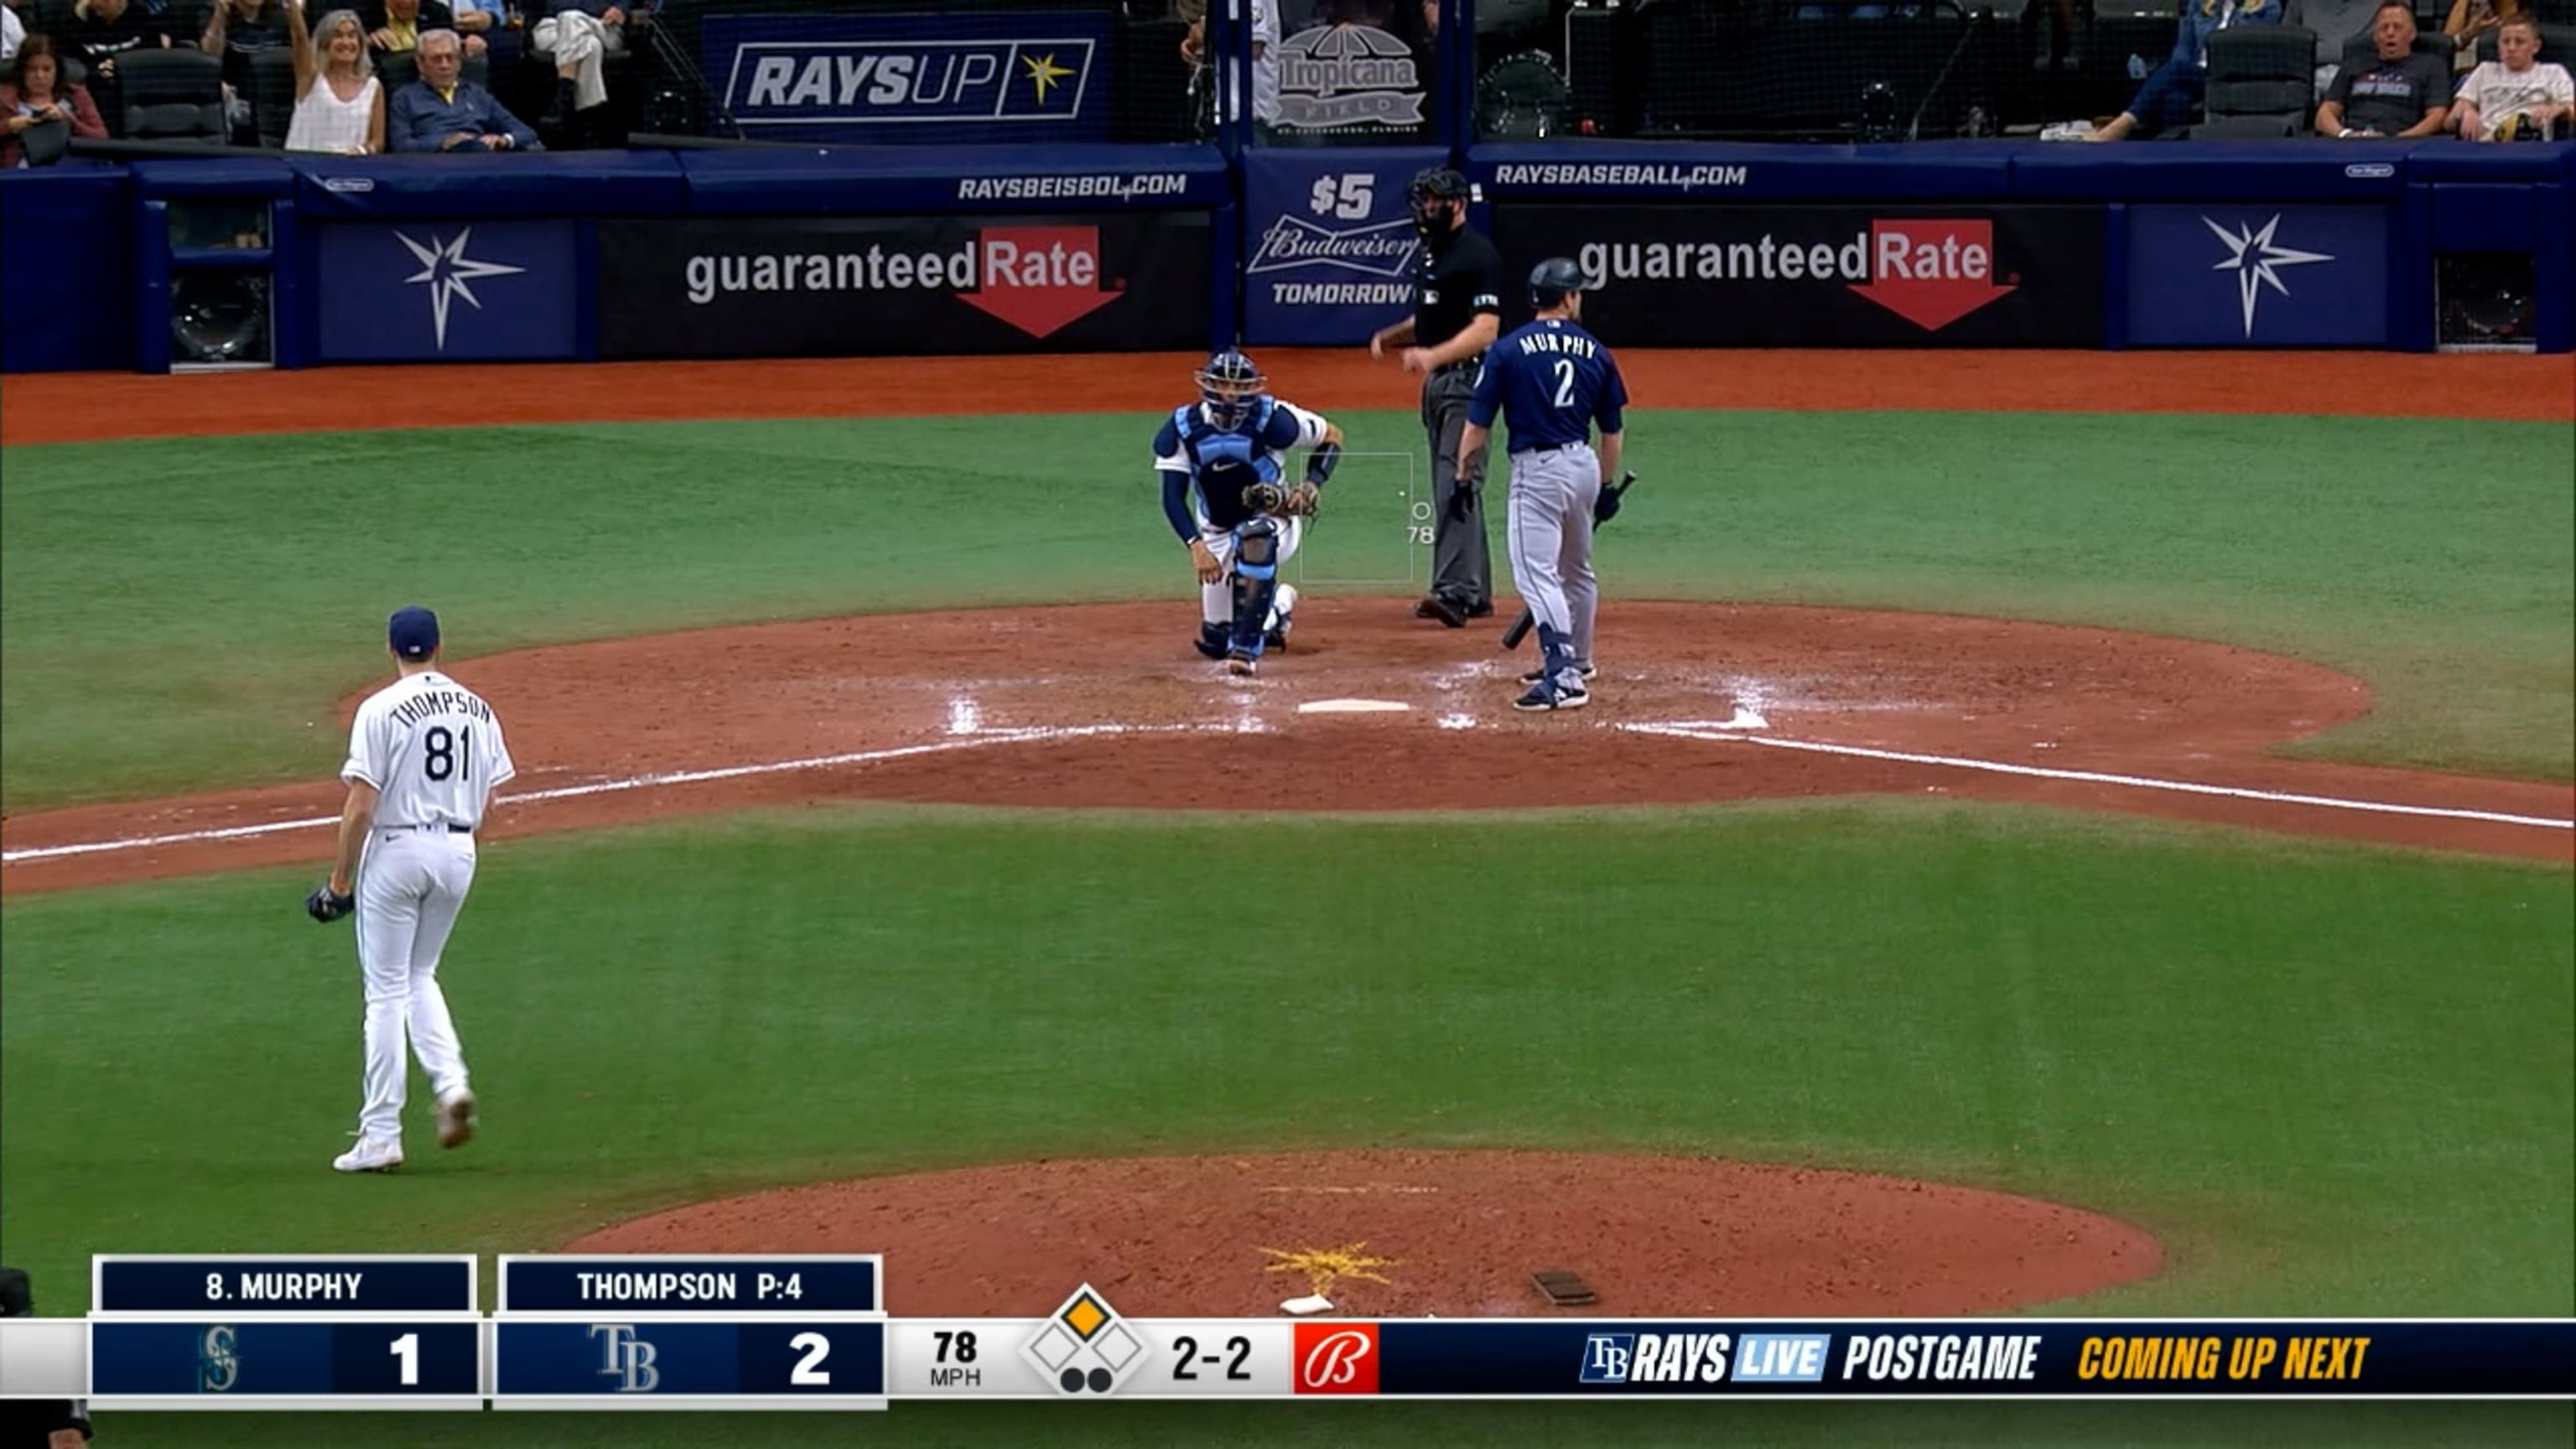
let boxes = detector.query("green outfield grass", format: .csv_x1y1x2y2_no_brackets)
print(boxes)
3,409,2568,811
6,802,2568,1320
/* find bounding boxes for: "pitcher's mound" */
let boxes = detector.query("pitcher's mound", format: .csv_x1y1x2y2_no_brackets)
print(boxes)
563,1149,2161,1318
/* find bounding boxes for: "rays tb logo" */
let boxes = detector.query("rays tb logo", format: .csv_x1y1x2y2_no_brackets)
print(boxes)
1581,1332,1635,1384
590,1324,661,1392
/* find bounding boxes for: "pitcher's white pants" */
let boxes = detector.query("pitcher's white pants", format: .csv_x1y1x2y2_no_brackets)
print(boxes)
355,827,478,1140
533,13,622,111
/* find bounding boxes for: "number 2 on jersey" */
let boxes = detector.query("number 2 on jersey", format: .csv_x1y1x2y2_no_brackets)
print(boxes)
423,725,471,782
1551,358,1576,410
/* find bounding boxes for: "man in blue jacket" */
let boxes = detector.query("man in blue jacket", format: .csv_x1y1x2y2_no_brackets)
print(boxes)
387,25,538,150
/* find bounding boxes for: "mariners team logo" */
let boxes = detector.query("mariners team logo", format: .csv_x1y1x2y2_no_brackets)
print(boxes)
1021,1285,1144,1395
197,1325,241,1393
1275,24,1425,132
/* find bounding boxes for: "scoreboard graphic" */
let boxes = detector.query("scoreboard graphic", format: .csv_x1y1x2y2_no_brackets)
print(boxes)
9,1255,2571,1409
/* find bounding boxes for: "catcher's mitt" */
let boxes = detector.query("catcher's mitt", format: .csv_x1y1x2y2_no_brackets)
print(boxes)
305,883,355,924
1244,481,1288,515
1280,480,1322,517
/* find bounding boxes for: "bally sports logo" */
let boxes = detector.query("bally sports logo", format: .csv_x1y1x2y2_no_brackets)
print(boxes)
1292,1322,1379,1394
682,226,1120,339
1579,219,2018,332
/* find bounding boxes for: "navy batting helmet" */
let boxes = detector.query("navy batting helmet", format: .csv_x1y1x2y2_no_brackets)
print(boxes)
1528,257,1595,309
1195,349,1266,428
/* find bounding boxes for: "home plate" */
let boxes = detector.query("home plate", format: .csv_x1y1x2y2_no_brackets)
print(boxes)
1298,699,1412,715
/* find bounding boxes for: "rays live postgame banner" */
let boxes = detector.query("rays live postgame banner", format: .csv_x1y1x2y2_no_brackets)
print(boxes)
703,11,1113,143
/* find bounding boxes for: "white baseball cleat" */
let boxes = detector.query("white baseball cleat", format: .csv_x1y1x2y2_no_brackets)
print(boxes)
436,1090,476,1150
332,1135,404,1173
1226,653,1259,678
1265,584,1298,651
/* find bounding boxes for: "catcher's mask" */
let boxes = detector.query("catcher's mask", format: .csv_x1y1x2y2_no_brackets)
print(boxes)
1196,349,1265,428
1407,167,1469,238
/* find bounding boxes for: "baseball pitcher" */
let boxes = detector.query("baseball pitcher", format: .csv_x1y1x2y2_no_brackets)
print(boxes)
305,605,514,1172
1156,349,1344,677
1459,258,1629,713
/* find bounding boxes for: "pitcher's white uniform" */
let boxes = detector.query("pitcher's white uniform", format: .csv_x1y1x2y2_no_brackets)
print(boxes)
341,671,514,1148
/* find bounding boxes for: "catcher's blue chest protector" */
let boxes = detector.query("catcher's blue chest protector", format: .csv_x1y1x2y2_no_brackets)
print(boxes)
1174,398,1288,532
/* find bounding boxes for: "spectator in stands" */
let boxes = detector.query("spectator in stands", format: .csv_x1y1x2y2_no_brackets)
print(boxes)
51,0,174,93
283,0,382,153
2444,0,2531,65
2318,1,2454,133
387,24,534,148
202,0,292,140
448,0,506,61
2292,0,2381,93
363,0,456,55
528,0,622,129
3,3,25,65
3,34,106,165
1176,0,1278,127
2452,13,2573,135
2085,0,2286,140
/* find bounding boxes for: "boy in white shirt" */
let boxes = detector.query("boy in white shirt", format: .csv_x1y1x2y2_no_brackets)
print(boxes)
2453,16,2573,138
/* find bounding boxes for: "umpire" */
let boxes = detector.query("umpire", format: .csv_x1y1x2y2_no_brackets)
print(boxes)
1370,167,1504,628
1,1268,92,1447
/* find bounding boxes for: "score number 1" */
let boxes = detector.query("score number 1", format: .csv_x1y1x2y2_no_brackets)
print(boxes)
1172,1334,1252,1382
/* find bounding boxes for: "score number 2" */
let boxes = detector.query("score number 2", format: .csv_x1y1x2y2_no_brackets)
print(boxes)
1171,1334,1253,1382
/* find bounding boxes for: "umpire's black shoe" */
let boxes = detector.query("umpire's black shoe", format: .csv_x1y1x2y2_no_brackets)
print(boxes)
1465,601,1496,619
1415,595,1467,628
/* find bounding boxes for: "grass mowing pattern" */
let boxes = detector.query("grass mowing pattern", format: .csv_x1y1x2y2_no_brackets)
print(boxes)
6,801,2567,1324
3,411,2567,809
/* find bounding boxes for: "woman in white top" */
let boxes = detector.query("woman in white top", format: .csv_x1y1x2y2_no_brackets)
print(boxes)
283,0,383,155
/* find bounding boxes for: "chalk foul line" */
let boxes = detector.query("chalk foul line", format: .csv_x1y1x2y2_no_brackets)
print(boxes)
8,719,2568,868
1620,724,2573,832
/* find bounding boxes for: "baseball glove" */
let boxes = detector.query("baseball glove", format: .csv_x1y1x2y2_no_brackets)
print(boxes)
1280,480,1322,517
1244,481,1288,515
305,883,355,924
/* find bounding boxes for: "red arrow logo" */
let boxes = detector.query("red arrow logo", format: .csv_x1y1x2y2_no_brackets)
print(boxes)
960,226,1120,339
1848,220,2017,332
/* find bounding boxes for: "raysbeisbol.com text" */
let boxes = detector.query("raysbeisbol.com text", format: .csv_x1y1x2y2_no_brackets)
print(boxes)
682,238,1097,305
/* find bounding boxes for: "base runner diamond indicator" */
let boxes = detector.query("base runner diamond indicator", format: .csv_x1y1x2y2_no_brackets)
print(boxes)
1023,1284,1133,1396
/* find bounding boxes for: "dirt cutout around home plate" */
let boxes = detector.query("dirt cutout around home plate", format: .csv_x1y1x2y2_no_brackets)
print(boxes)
6,597,2569,894
564,1150,2161,1318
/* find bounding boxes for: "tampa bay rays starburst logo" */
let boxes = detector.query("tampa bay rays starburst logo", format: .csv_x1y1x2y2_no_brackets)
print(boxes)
395,226,525,351
1022,52,1073,106
1261,1242,1400,1300
2203,214,2333,340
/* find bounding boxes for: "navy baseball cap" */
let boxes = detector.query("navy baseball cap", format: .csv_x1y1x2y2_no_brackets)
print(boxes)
388,605,441,659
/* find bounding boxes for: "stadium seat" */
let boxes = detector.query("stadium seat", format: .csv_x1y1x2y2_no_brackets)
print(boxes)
112,47,227,144
248,44,299,149
2200,23,2314,134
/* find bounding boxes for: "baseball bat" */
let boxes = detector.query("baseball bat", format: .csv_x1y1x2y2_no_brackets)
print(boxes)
1503,471,1636,652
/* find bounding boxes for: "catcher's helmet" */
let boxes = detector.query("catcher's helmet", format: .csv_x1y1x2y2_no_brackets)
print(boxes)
1195,349,1266,428
1528,257,1595,309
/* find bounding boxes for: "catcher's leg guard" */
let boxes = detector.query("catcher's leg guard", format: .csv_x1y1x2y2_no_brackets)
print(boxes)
1228,520,1281,659
1193,620,1229,660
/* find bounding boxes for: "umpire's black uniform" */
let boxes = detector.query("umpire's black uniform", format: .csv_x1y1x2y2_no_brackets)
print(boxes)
1,1269,91,1447
1379,168,1504,626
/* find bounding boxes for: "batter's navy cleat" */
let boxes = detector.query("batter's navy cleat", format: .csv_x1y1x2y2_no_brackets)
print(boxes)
1519,662,1597,684
1514,679,1591,712
332,1135,403,1173
1226,652,1259,678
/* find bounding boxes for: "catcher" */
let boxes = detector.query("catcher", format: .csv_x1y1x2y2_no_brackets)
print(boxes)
1155,349,1343,677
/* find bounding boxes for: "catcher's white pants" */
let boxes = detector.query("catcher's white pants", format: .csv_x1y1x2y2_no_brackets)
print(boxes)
1196,512,1302,630
533,13,622,111
354,827,477,1141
